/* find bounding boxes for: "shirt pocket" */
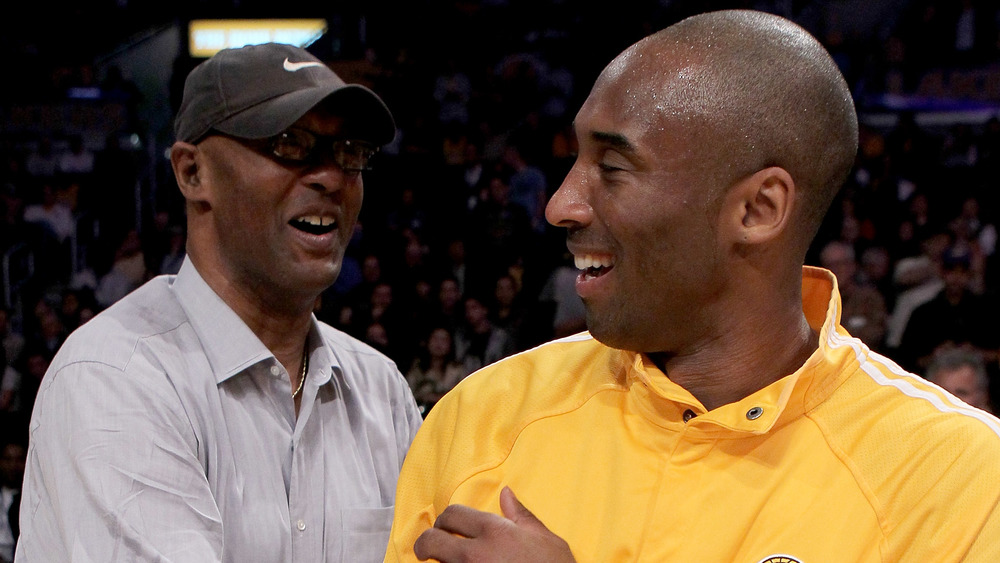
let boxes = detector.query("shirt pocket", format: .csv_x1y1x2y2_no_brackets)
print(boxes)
340,506,394,562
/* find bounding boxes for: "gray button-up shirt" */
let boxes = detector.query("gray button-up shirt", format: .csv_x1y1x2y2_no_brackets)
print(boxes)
16,257,422,562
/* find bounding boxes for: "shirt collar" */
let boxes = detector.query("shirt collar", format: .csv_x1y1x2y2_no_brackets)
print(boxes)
171,256,337,388
172,257,274,383
627,266,856,435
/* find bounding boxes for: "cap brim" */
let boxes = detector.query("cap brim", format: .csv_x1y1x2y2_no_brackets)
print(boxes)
213,84,396,145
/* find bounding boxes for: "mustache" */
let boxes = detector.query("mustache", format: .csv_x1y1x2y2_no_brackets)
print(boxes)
565,229,615,249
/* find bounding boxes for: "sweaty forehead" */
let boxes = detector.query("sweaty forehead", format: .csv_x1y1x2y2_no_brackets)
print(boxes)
592,43,717,129
580,55,714,153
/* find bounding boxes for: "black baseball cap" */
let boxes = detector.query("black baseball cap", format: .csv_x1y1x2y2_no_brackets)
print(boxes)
174,42,396,145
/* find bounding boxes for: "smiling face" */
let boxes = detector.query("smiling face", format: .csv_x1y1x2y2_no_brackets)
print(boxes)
185,103,364,314
544,10,860,357
545,53,729,354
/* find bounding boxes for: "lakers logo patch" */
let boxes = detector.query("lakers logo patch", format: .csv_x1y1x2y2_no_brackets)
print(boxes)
756,556,802,563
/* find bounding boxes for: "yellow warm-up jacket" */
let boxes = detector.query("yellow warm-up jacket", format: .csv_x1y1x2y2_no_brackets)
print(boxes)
387,267,1000,562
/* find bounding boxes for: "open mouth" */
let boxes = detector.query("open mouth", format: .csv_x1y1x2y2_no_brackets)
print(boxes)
575,253,614,279
290,215,337,235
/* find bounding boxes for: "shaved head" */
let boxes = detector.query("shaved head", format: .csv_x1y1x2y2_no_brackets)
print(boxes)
596,10,858,257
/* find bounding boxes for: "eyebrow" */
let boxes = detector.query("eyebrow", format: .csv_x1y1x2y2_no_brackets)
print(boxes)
590,130,636,154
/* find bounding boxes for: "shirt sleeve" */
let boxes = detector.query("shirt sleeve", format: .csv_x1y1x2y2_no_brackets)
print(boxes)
393,366,424,464
384,381,467,563
888,414,1000,562
16,357,224,562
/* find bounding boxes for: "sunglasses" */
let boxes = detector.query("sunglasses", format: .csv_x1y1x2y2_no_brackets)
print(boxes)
240,127,379,174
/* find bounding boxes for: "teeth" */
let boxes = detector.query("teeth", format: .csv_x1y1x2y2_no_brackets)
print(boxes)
574,254,613,270
298,215,335,227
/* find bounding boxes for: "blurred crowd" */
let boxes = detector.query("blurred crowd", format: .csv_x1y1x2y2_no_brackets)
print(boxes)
1,5,1000,521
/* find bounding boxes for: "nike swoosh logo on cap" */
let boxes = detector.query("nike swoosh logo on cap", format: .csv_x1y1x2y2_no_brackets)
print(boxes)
283,58,325,72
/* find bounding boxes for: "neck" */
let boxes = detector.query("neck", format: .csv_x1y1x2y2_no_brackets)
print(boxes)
189,253,315,365
651,317,817,411
650,266,818,412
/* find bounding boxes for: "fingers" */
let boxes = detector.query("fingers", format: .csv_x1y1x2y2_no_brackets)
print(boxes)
414,504,511,562
499,486,533,523
413,493,576,563
433,503,501,537
413,526,468,562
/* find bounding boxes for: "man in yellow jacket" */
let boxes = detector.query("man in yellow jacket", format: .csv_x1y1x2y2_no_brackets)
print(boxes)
387,9,1000,562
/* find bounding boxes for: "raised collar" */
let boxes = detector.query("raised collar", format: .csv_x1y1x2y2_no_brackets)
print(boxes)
626,266,857,436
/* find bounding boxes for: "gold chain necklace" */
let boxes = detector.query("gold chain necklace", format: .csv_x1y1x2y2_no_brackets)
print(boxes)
291,346,308,399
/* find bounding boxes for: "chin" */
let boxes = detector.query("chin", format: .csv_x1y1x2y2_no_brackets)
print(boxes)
586,311,657,353
585,317,628,351
285,264,340,297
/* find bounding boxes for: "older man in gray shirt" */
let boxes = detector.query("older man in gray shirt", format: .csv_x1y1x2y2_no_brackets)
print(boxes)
16,43,422,562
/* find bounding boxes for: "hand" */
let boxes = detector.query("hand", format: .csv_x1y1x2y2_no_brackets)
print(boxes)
413,486,576,562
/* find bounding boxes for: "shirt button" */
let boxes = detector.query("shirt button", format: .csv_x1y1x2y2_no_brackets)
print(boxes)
270,365,281,376
682,409,696,422
296,519,306,531
746,406,764,420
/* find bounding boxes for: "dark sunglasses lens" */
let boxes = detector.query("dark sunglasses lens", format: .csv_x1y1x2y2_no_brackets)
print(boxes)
270,130,315,161
335,141,376,172
269,130,376,172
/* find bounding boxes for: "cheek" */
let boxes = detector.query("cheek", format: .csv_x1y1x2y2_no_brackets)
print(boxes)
217,187,274,229
628,209,719,291
348,182,364,217
337,183,364,233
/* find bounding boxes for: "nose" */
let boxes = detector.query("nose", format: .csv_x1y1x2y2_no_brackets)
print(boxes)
302,160,358,195
545,164,592,228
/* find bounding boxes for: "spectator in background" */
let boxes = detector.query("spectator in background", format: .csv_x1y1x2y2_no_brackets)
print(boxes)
430,276,465,334
0,352,20,425
947,195,991,295
24,137,58,180
502,142,548,234
94,229,147,309
467,170,533,284
345,253,384,314
358,281,410,368
0,437,26,563
490,273,528,350
0,309,24,371
898,246,1000,372
885,229,951,352
926,347,994,414
392,234,433,313
858,245,896,309
406,326,468,416
30,307,66,360
539,252,586,338
56,134,95,177
819,240,860,295
22,181,74,244
953,195,996,258
454,294,516,374
9,348,48,430
385,186,428,242
818,239,890,351
432,56,473,126
57,288,94,333
441,238,469,296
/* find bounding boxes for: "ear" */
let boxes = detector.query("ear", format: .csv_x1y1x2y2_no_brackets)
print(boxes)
723,166,795,246
170,141,210,204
